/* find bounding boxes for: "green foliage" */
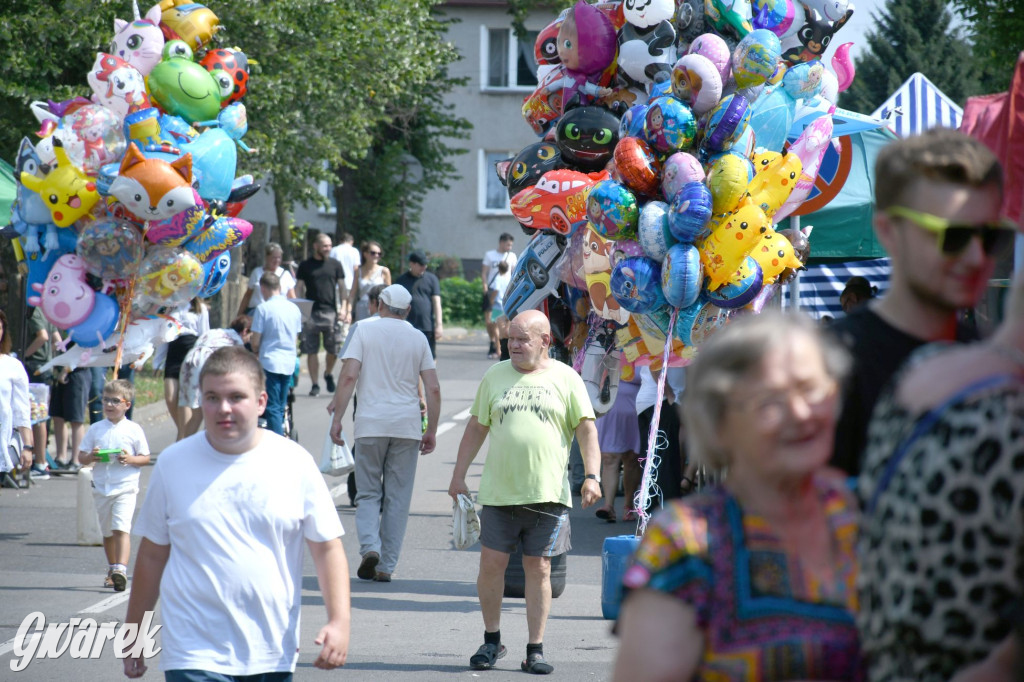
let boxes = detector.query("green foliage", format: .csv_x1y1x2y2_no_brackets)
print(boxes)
839,0,983,113
441,276,484,327
505,0,573,41
950,0,1023,93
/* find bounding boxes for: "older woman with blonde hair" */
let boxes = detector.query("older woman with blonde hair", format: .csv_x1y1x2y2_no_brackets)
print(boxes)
613,311,862,681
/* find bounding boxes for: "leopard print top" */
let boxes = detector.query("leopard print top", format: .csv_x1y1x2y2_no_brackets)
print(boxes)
856,352,1024,681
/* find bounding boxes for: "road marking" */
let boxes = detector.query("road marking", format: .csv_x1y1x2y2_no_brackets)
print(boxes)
453,408,472,421
436,422,456,437
78,592,131,614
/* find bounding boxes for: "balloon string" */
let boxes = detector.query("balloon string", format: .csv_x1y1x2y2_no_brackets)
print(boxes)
634,306,679,536
110,275,137,380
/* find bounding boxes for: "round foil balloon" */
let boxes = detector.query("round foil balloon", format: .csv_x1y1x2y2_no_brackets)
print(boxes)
702,94,751,153
610,256,665,314
586,179,640,239
667,181,713,243
706,152,754,214
613,137,661,196
76,217,144,280
58,104,126,175
732,29,783,88
673,299,732,346
705,255,764,308
688,33,732,83
661,243,702,308
135,246,204,307
619,103,648,139
782,60,825,100
611,239,646,265
643,96,697,154
671,54,723,116
638,201,677,261
661,152,706,201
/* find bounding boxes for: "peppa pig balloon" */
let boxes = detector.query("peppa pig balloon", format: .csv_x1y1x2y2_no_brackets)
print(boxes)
27,254,118,347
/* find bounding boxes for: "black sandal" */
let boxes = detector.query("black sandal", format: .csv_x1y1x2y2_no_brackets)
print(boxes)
521,652,554,674
470,642,506,670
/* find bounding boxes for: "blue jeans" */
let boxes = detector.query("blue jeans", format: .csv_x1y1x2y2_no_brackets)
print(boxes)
165,671,292,682
264,370,291,435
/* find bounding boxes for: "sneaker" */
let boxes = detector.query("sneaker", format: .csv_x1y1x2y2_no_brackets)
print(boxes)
324,373,336,393
29,464,50,480
111,568,127,592
309,384,321,397
103,568,114,588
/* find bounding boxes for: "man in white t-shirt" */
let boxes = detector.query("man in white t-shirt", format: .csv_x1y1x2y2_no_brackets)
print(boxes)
481,233,517,358
328,285,441,583
251,272,303,436
124,346,349,678
330,232,361,343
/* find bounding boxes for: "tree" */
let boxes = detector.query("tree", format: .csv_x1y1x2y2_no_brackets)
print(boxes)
950,0,1024,93
839,0,982,113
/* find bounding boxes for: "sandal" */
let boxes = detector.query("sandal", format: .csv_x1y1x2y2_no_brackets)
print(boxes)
594,507,616,522
470,642,507,670
521,652,554,675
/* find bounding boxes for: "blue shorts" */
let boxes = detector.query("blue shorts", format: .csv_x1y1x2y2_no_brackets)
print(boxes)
480,503,572,556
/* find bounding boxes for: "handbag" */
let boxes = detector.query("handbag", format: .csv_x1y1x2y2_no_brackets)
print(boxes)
452,493,481,550
319,429,355,477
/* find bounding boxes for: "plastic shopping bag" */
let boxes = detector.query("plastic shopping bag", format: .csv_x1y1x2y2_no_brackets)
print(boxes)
320,429,355,477
452,493,481,550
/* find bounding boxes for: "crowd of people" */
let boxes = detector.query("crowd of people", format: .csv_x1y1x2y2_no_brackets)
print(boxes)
1,128,1021,680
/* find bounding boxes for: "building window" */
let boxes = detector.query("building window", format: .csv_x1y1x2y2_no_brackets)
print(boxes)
482,27,538,91
479,149,515,215
317,179,337,215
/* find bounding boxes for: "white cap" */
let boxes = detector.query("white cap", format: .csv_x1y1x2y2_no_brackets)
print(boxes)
380,284,412,309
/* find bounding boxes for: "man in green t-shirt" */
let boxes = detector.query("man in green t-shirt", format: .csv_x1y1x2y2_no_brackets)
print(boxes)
449,309,601,675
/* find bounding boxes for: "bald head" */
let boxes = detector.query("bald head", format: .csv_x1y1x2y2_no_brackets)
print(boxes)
508,310,552,373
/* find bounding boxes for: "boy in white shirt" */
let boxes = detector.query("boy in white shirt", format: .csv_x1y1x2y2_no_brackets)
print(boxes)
77,379,150,591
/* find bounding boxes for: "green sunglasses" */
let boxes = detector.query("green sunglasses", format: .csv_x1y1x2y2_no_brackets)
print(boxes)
886,206,1017,257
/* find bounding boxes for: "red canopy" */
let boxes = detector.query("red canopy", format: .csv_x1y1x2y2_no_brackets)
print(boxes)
960,52,1024,223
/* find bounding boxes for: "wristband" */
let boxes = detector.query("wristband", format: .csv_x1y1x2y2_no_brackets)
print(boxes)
585,473,600,483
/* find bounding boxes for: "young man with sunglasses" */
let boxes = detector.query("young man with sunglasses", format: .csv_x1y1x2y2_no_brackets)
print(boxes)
829,127,1010,477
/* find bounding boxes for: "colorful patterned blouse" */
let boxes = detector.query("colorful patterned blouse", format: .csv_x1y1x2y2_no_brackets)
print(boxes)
622,476,862,681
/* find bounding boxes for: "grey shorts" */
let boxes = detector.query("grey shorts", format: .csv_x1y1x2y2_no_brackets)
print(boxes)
480,503,572,556
300,309,342,355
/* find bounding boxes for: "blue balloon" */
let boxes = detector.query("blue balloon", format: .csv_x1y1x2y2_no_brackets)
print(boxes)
661,244,703,308
24,228,78,306
748,83,795,152
703,94,752,153
705,256,764,308
643,96,697,154
673,299,732,346
66,293,120,348
667,182,713,243
179,128,238,202
637,201,677,261
198,250,232,298
619,104,648,139
610,256,665,314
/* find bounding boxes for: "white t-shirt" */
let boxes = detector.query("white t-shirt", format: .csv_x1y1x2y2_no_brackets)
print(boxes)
80,418,149,495
329,243,361,291
482,249,518,288
635,366,687,414
248,266,297,309
342,317,435,440
132,431,344,675
490,271,512,309
251,295,302,375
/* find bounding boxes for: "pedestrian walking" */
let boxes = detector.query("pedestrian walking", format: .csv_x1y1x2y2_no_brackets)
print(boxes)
251,272,303,436
296,233,347,397
177,316,251,438
21,307,54,478
236,242,296,317
77,380,150,592
349,240,391,322
395,250,443,358
328,284,440,583
123,346,350,678
448,309,601,675
481,233,517,358
0,309,33,479
160,297,209,441
330,232,361,342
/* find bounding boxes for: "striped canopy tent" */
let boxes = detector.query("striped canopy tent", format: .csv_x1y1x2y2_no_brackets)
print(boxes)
871,72,964,138
782,258,891,319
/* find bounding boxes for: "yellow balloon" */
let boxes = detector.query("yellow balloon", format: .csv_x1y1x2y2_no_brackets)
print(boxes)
699,198,772,290
747,151,803,218
705,153,751,215
750,228,805,283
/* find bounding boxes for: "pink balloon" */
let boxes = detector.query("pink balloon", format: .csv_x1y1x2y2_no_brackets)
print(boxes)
774,113,833,221
832,42,855,92
687,33,732,85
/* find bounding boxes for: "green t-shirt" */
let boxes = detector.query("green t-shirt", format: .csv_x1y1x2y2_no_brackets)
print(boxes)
24,308,51,368
472,360,595,507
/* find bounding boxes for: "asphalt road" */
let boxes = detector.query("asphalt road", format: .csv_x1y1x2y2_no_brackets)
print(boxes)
0,333,631,681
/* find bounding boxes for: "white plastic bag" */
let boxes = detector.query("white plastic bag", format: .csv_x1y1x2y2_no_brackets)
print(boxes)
452,493,481,550
319,430,354,477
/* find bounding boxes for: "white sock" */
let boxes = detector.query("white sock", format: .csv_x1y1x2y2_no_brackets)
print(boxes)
112,564,127,573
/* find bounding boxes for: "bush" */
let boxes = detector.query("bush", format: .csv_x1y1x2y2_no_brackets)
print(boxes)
441,276,483,327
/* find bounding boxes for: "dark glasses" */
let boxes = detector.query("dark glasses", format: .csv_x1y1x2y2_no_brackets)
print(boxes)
366,250,381,256
886,206,1016,256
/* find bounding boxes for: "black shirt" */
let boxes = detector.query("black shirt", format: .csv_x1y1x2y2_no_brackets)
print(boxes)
395,271,441,333
296,257,345,313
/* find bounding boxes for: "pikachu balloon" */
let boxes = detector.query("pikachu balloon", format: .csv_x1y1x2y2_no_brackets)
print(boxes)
746,150,802,218
699,196,771,290
19,138,99,227
750,228,805,283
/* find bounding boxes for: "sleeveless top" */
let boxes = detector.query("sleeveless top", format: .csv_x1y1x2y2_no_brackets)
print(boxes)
354,267,386,321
